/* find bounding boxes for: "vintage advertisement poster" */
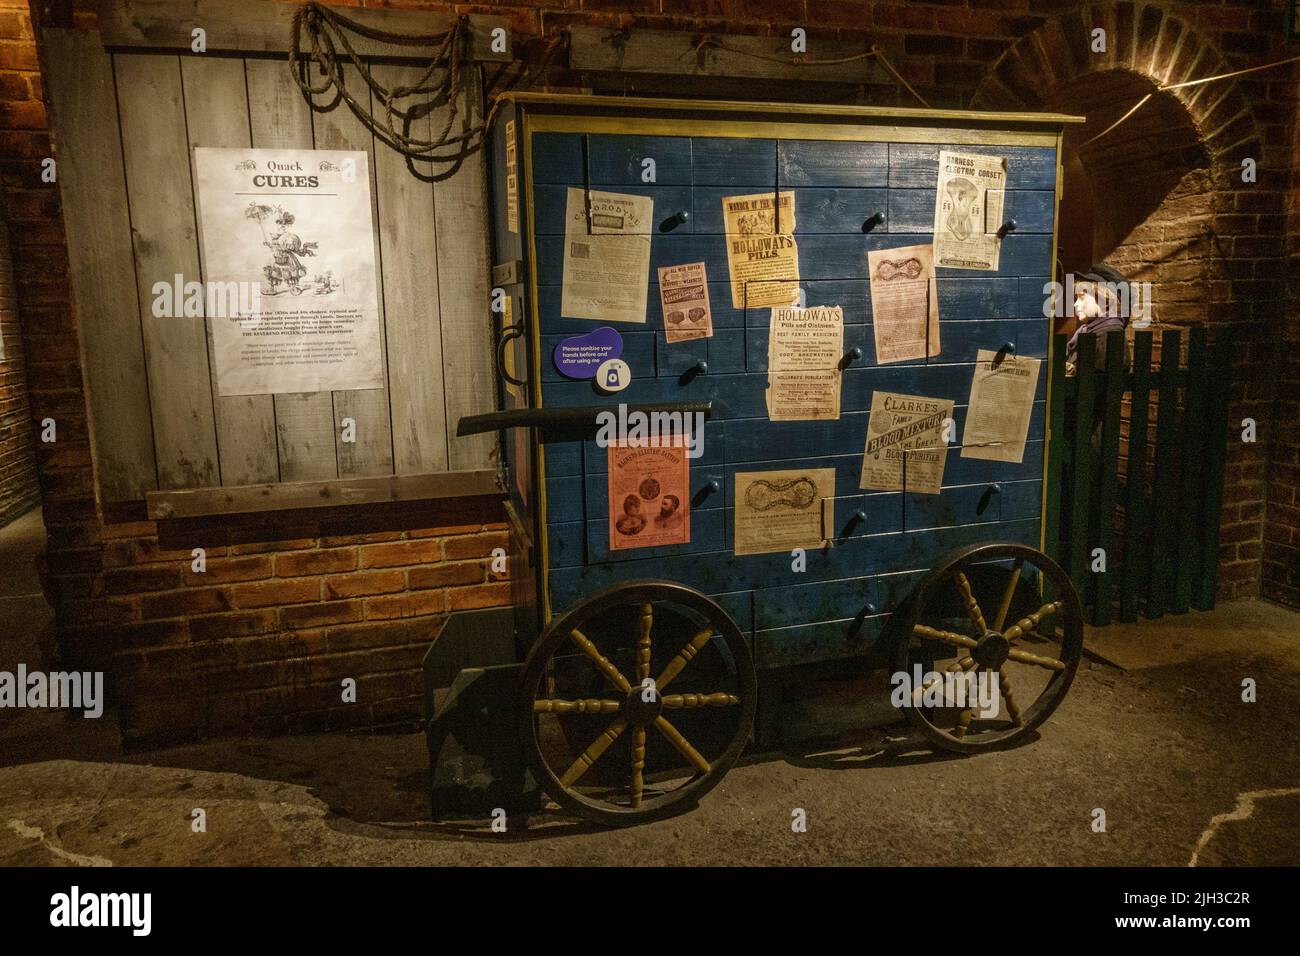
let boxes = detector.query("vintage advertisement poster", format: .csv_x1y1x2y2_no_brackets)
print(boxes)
657,262,713,342
505,118,519,234
734,468,836,556
961,349,1042,462
932,150,1007,271
766,305,844,420
607,439,691,551
867,244,940,363
723,191,801,309
859,391,954,495
192,147,384,396
562,187,653,324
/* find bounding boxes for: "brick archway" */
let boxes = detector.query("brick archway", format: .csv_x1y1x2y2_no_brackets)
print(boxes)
970,3,1258,162
970,4,1277,603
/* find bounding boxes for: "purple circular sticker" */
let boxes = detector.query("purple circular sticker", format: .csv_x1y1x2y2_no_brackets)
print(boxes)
553,326,624,380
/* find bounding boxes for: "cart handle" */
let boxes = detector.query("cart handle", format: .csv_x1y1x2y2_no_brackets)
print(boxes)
456,401,713,438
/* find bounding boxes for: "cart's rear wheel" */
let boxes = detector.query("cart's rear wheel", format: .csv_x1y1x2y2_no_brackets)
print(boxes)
889,542,1082,753
519,581,755,827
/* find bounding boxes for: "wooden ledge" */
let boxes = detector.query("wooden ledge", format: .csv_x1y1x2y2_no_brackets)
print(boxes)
146,469,503,520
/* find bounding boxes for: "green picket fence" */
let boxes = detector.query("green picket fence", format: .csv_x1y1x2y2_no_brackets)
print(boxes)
1043,328,1233,626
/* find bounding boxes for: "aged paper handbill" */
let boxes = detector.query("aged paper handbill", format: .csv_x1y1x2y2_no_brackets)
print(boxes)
562,187,653,324
859,391,954,494
734,468,835,556
723,191,801,309
658,261,713,342
766,305,844,421
932,150,1007,271
505,119,519,234
607,439,691,551
192,147,384,396
961,349,1042,462
867,244,940,363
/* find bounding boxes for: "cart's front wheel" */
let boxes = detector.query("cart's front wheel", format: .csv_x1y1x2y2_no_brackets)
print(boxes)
889,542,1083,753
519,581,756,826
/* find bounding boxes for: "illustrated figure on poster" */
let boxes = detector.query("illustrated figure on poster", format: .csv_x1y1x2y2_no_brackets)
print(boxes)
244,203,319,297
615,495,647,537
654,495,684,532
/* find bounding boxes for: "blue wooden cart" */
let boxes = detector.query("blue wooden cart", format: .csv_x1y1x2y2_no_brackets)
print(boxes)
453,94,1087,826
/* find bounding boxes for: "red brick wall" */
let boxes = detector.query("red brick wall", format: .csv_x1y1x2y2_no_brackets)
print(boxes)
0,191,38,526
5,0,1297,745
1265,67,1300,609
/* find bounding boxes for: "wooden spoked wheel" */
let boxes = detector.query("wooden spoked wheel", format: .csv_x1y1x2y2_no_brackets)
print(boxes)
890,542,1083,753
518,581,756,826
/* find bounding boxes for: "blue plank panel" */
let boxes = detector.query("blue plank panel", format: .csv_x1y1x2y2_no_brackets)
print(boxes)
539,363,1047,420
532,132,585,184
790,188,890,234
692,137,777,186
755,576,877,630
588,134,692,185
936,277,1020,320
538,282,746,335
543,441,583,477
655,330,747,377
534,233,1053,292
583,465,726,517
778,139,889,187
547,516,1042,612
745,318,1040,370
755,616,887,669
887,144,1057,189
1018,276,1055,319
534,183,695,235
888,188,1054,234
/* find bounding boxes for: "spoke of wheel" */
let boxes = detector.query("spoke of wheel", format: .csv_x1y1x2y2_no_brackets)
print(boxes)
914,624,977,649
997,668,1022,726
1007,646,1066,671
558,716,628,787
653,715,711,775
1003,602,1061,643
952,665,980,738
954,571,988,634
912,654,975,705
631,725,646,808
662,692,740,708
654,627,715,692
568,627,632,693
992,558,1024,632
637,603,653,684
533,698,621,715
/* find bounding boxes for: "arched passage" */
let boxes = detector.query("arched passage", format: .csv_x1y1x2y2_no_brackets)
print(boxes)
971,3,1257,330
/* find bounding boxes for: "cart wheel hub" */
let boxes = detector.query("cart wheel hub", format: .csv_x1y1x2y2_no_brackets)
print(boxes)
623,685,664,726
973,632,1010,669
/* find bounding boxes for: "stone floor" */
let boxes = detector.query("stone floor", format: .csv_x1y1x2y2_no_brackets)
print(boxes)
1,508,1298,866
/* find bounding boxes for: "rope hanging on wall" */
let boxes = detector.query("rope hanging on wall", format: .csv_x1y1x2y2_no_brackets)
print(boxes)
288,2,566,181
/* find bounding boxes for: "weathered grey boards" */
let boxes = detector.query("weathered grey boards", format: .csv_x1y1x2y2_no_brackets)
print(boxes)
491,94,1081,670
43,26,497,509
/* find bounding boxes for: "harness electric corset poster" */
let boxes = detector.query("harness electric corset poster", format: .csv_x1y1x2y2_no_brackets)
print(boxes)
193,148,384,396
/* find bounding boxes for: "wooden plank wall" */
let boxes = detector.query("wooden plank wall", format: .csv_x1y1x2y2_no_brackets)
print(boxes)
43,29,496,504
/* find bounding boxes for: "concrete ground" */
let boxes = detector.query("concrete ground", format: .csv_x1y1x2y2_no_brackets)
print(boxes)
1,508,1298,866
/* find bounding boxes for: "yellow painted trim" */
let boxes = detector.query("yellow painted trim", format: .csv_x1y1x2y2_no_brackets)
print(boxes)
526,112,1062,147
502,91,1085,127
521,110,552,625
1040,129,1064,561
